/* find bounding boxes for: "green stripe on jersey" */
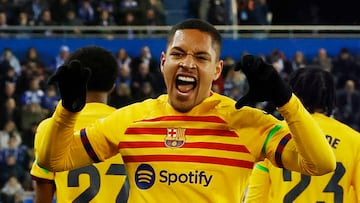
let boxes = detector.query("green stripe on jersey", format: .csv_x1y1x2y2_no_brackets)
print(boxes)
34,159,50,174
261,125,282,157
255,163,269,172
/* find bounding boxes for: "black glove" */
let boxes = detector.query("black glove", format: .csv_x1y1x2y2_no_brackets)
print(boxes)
234,55,292,109
48,60,91,112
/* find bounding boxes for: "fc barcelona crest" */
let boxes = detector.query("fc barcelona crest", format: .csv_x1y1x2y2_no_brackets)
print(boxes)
164,128,186,148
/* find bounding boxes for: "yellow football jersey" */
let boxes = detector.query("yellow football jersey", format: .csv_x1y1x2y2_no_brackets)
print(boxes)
246,113,360,203
35,93,335,202
31,103,129,203
81,94,325,202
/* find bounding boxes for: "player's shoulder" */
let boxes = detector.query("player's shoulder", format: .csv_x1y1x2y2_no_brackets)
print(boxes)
315,113,360,138
211,92,235,102
35,118,52,141
119,94,167,112
336,122,360,142
209,93,268,112
314,114,360,157
108,95,167,122
207,92,242,111
38,117,52,128
83,103,116,114
209,93,279,127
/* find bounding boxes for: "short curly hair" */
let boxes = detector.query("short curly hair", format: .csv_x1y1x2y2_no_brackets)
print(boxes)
289,67,335,116
65,46,117,92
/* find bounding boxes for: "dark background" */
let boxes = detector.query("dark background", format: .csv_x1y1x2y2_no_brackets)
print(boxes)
268,0,360,25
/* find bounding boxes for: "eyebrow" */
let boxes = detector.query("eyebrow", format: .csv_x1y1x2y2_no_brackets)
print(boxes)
171,47,211,56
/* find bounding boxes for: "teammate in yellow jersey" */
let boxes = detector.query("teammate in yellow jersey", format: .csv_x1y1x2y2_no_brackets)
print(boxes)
35,19,336,202
245,67,360,203
30,46,129,203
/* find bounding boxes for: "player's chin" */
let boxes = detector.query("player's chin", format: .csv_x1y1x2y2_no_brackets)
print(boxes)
171,97,195,113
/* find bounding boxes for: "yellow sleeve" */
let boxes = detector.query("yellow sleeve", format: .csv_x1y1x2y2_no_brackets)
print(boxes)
31,119,55,181
36,102,93,172
245,160,270,203
354,150,360,202
30,161,55,182
276,94,336,175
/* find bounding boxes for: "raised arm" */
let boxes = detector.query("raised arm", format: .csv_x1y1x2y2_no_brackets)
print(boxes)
276,93,335,175
36,104,94,171
36,60,93,171
235,55,336,175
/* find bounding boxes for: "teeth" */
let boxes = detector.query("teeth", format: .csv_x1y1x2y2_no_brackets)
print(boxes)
177,76,195,82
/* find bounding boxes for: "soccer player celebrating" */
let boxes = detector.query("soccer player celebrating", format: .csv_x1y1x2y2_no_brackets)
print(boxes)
31,46,129,203
36,19,335,202
245,67,360,203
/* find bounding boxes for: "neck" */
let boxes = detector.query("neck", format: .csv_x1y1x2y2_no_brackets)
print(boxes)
86,91,108,104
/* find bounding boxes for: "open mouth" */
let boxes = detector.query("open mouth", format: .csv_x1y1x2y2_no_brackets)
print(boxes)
176,75,197,93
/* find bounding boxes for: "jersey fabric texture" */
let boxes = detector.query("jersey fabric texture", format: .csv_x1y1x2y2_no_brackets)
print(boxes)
36,93,335,203
245,113,360,203
31,103,129,203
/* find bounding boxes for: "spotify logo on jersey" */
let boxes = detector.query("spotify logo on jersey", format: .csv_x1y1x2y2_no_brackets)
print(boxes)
135,164,156,189
135,164,214,190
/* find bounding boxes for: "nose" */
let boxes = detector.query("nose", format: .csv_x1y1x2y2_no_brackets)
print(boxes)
179,54,197,69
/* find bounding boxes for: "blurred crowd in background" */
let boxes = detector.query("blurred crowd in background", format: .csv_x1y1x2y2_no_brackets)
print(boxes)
0,0,358,32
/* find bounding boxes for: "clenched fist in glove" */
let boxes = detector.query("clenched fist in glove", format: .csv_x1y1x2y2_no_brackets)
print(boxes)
234,55,292,109
48,60,91,112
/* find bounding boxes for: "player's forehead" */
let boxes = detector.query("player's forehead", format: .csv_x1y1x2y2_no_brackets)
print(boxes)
167,29,220,58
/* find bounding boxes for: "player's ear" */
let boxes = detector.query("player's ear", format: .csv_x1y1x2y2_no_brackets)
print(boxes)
213,60,223,81
160,51,166,73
